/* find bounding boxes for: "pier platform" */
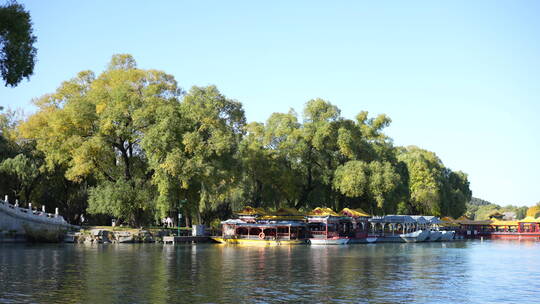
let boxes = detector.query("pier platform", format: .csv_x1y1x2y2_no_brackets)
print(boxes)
163,236,217,244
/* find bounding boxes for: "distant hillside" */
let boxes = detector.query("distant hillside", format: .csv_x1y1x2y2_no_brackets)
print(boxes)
469,197,492,206
466,197,529,220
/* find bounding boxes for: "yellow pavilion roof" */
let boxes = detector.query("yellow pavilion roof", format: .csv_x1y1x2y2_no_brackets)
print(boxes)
308,207,340,217
518,216,540,223
340,208,370,218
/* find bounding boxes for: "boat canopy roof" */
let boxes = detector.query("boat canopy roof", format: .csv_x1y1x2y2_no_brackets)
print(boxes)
456,218,492,225
490,218,518,226
259,207,305,221
409,216,429,224
340,208,370,218
225,221,307,228
422,216,442,224
518,216,540,223
440,216,460,227
221,219,246,225
307,207,340,217
369,215,416,223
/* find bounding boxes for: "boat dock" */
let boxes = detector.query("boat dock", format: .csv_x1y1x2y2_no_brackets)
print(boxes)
163,236,217,244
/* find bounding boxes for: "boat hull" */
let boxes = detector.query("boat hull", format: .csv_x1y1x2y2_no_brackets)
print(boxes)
309,238,349,245
427,231,442,242
400,230,430,243
211,237,306,245
440,231,455,241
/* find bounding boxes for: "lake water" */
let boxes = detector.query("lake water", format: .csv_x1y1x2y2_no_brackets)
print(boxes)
0,241,539,303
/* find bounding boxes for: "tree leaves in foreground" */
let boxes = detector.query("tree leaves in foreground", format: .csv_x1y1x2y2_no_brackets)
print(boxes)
0,1,37,87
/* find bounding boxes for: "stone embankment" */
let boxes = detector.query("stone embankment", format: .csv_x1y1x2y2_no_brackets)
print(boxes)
67,227,215,244
70,229,157,244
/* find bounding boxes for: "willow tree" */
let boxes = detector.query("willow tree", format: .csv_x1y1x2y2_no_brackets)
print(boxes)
20,54,181,225
397,146,470,217
144,85,246,225
239,114,300,209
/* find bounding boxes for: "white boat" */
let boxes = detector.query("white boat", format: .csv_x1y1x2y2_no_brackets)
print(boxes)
440,231,455,241
427,230,442,241
309,238,349,245
400,230,430,243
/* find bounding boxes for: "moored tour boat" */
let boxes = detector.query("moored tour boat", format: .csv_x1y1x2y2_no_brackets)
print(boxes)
212,219,308,245
307,208,351,245
369,215,431,243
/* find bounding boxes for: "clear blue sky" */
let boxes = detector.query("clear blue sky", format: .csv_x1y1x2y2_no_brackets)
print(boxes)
1,1,539,206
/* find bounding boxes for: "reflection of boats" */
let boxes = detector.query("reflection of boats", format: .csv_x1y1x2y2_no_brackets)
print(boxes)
212,219,308,245
307,208,351,245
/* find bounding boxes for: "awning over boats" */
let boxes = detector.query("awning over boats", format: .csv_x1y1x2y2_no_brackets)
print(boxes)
409,216,429,224
369,215,416,224
340,208,370,218
440,216,459,227
307,207,340,217
422,216,443,224
221,219,247,225
455,217,492,225
230,221,307,228
259,207,305,221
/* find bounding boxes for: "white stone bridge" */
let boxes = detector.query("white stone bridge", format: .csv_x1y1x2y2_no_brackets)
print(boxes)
0,196,77,237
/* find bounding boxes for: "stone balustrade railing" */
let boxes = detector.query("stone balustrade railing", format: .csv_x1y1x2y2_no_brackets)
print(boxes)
0,195,75,230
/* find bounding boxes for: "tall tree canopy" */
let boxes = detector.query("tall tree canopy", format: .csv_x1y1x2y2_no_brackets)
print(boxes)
397,146,471,217
20,54,181,225
0,1,37,87
11,54,474,226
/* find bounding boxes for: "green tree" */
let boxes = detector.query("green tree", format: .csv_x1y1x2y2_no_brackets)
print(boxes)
20,54,181,226
144,85,246,224
398,146,444,215
0,1,37,87
239,120,298,209
0,153,41,203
